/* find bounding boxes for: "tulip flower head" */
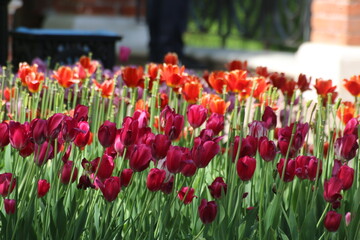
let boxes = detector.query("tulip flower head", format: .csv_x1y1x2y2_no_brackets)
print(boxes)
198,199,217,224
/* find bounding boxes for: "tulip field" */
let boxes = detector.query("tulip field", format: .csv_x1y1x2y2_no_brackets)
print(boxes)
0,53,360,239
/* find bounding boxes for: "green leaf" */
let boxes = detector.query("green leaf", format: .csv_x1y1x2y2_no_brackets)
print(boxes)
73,203,89,240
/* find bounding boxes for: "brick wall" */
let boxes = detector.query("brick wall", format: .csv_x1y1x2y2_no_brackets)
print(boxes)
53,0,146,16
311,0,360,45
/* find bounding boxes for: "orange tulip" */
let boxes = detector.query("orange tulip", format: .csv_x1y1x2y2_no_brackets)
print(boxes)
314,78,338,104
227,70,250,93
164,52,178,65
3,87,15,102
200,93,219,109
209,98,230,115
226,60,247,71
25,72,44,93
77,56,99,80
93,79,115,98
52,66,79,88
121,66,144,88
208,71,229,94
156,92,169,110
135,99,149,112
161,64,186,88
343,75,360,97
147,63,160,81
337,101,355,124
181,76,202,104
18,62,38,86
248,77,268,101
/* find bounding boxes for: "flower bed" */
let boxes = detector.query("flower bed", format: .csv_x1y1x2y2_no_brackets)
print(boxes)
0,53,359,239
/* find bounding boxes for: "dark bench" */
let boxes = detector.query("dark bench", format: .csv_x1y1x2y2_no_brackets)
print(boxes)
11,27,122,70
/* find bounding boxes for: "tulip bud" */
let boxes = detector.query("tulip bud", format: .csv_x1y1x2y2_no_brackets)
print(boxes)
60,161,78,184
61,116,81,142
34,141,54,166
153,134,171,159
129,144,152,172
192,136,220,168
92,154,115,180
146,168,166,192
177,187,196,204
4,199,16,214
97,176,121,202
262,106,277,129
258,137,276,162
119,117,139,146
337,165,354,190
9,121,28,150
37,179,50,198
232,136,258,162
120,168,133,187
198,199,217,224
208,177,227,199
31,119,47,145
98,120,117,148
206,113,224,135
277,158,296,182
166,146,184,174
345,212,351,226
324,211,342,232
236,156,256,181
181,161,197,177
46,113,64,140
295,155,322,181
0,122,9,148
334,134,358,161
0,173,16,197
187,104,208,128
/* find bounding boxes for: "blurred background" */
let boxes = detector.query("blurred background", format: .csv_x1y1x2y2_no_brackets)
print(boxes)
2,0,360,99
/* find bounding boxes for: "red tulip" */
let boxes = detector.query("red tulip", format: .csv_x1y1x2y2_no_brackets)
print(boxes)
248,121,268,138
0,173,16,197
236,156,256,181
343,118,358,136
343,75,360,97
277,158,296,182
208,177,227,199
324,211,342,232
74,104,89,122
61,116,81,142
129,144,152,172
198,199,217,224
161,107,184,141
34,141,54,166
9,121,28,150
334,135,358,161
166,146,185,173
4,199,16,214
37,179,50,198
77,175,95,190
262,106,277,129
120,168,133,187
337,165,354,190
295,155,322,181
269,72,287,89
31,119,47,145
187,104,208,128
46,113,64,140
0,122,10,148
206,113,224,135
19,139,35,158
323,177,343,203
52,66,79,88
74,121,91,148
191,135,220,168
120,117,139,146
98,120,117,148
60,161,78,184
113,129,125,155
160,175,174,194
226,60,247,71
258,137,276,162
146,168,166,192
232,135,258,161
278,123,309,158
121,66,143,88
92,154,115,180
181,160,197,177
178,187,196,204
152,134,171,159
164,52,178,65
314,78,338,105
97,176,121,202
297,74,311,92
